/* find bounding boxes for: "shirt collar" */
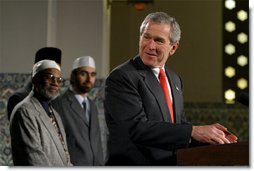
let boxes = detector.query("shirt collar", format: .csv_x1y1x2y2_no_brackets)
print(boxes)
151,66,165,80
69,85,88,103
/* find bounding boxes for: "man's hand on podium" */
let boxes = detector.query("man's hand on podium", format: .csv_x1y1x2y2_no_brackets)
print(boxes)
192,123,238,145
224,129,238,143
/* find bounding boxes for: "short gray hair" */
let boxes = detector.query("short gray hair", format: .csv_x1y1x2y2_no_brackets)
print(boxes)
140,12,181,44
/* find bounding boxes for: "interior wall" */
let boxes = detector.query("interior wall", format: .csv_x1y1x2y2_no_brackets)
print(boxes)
56,0,105,78
110,0,222,102
0,0,108,79
0,1,48,73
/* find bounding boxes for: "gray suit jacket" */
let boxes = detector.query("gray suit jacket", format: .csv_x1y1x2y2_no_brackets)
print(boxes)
52,88,105,166
10,91,71,166
105,55,192,166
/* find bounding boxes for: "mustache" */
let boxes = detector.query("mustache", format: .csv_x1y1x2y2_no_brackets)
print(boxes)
37,85,59,100
82,81,93,85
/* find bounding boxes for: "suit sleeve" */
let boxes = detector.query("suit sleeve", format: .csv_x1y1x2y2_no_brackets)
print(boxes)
7,93,24,120
105,68,192,151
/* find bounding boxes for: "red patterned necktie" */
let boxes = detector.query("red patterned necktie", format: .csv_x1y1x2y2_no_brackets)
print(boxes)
158,68,174,123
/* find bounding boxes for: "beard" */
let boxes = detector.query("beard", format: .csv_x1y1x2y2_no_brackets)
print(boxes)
79,85,92,93
37,84,60,101
76,81,93,94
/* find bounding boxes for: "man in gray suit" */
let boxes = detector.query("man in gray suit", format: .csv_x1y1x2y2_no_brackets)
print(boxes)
10,60,72,166
7,47,62,120
104,12,238,166
53,56,106,166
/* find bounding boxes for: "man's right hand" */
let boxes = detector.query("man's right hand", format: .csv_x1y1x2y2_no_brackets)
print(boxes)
191,123,238,145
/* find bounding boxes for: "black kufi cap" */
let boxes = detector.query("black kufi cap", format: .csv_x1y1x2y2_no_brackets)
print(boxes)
35,47,62,65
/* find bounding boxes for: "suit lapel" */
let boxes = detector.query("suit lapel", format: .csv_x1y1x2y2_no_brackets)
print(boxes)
88,99,101,154
66,90,90,127
133,56,171,122
89,99,98,130
144,70,171,122
32,97,66,164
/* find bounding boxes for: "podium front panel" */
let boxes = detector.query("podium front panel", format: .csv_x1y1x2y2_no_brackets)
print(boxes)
177,142,249,166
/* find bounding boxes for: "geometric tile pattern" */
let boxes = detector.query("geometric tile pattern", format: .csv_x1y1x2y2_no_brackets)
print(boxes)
185,102,249,142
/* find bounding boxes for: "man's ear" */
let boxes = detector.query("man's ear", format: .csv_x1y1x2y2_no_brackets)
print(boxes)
169,42,179,56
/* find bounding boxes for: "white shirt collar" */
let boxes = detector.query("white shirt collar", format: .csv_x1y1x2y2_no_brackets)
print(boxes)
70,86,88,107
151,67,165,81
75,94,88,105
151,67,173,102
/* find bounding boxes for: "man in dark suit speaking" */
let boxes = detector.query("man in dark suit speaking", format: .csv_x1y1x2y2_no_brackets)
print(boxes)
104,12,237,166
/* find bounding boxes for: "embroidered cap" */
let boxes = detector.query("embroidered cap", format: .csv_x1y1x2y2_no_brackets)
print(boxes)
72,56,96,70
32,59,61,77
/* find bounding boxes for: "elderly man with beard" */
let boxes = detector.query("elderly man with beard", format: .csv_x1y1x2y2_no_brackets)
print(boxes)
10,60,72,166
52,56,106,166
7,47,62,120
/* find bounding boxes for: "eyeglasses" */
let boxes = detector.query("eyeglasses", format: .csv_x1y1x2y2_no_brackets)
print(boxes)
43,73,63,84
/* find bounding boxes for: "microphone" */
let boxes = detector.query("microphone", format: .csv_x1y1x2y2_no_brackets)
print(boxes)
237,92,249,106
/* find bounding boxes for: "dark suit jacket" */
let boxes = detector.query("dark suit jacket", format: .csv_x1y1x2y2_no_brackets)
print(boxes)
7,79,32,120
105,56,192,166
52,88,105,166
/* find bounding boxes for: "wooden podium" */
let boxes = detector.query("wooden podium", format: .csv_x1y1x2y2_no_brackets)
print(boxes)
177,142,249,166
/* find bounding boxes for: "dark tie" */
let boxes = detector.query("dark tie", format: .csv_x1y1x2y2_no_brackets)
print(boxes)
158,68,174,123
82,100,90,123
